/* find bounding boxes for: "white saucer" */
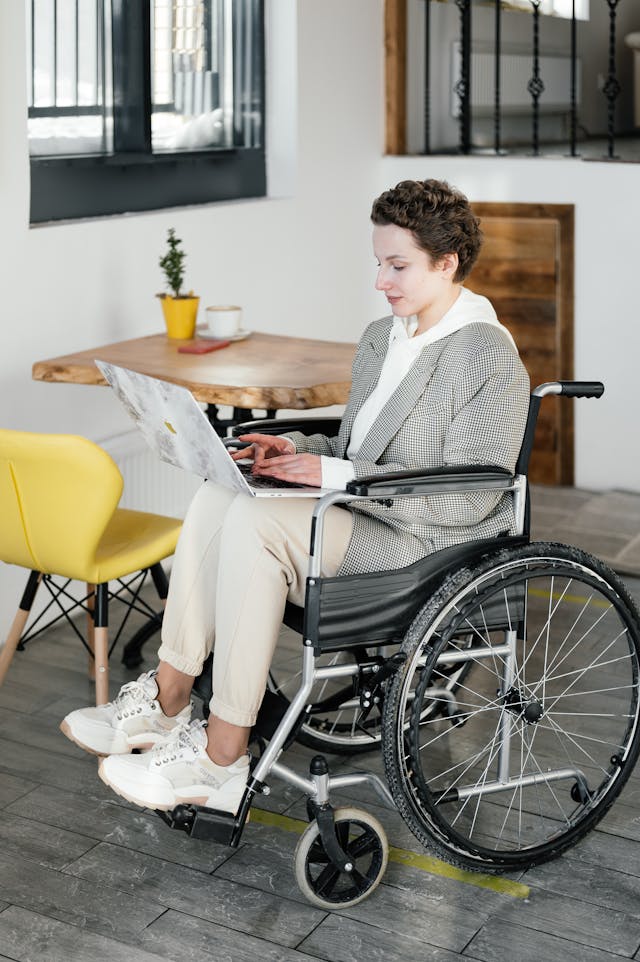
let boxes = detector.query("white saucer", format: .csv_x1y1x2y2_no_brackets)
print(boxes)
200,328,252,343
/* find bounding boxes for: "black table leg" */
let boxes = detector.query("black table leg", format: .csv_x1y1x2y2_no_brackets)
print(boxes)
206,405,278,436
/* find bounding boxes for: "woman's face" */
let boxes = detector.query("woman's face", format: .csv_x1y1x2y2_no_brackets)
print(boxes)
372,223,458,324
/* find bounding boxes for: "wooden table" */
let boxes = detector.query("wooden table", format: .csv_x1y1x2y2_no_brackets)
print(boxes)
33,332,356,418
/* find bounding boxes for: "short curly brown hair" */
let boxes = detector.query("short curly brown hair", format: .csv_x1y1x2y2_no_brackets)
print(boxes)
370,179,483,283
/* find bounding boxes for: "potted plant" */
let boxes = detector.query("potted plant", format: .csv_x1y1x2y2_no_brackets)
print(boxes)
157,228,199,339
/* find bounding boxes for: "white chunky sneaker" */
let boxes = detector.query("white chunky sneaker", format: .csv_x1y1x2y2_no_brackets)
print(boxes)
98,719,250,814
59,670,192,756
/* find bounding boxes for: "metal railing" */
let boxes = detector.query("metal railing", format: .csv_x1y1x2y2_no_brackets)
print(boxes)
420,0,630,160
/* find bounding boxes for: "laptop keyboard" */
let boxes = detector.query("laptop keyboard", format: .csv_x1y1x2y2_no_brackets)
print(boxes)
238,462,306,490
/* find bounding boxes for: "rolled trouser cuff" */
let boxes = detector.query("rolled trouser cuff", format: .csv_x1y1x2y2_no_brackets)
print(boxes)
209,694,258,728
157,643,203,679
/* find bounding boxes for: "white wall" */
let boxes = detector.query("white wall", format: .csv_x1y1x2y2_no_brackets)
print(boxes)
2,1,640,638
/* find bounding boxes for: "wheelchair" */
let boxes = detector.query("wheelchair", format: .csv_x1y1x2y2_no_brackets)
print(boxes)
149,379,640,910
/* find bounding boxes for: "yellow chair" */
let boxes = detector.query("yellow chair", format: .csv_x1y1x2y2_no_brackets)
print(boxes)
0,429,182,704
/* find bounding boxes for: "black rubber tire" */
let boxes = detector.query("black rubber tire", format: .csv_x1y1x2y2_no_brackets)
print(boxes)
382,542,640,871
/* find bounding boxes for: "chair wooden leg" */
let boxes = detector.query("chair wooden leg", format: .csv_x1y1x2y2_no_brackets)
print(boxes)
86,583,96,679
93,583,109,705
93,626,109,705
0,571,41,688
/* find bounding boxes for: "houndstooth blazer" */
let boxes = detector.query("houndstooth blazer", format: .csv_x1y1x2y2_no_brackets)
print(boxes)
286,316,530,576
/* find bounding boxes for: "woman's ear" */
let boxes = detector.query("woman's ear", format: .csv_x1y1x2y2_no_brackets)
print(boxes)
438,252,459,279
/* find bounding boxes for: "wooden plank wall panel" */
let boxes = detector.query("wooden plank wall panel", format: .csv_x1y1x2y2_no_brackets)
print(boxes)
385,0,407,154
469,204,574,485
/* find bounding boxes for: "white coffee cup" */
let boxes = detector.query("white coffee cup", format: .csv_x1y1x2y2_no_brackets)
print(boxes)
205,305,242,339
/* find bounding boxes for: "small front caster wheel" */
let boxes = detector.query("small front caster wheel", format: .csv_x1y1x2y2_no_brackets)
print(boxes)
294,806,388,908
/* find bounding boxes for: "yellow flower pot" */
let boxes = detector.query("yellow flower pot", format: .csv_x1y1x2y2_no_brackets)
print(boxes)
159,295,199,340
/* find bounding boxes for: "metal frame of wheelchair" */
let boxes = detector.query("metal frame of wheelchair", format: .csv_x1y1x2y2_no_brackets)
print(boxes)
158,380,640,909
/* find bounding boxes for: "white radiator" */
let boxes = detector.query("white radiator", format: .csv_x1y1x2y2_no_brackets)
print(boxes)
451,42,581,116
100,430,201,520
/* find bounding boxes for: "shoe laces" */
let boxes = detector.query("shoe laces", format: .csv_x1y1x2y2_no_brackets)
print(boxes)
114,673,158,721
151,719,207,767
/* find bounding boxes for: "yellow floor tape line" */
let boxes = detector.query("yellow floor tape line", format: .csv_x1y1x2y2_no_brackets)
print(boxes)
251,807,530,899
528,586,610,609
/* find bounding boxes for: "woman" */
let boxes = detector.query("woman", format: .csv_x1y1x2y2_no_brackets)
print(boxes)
61,179,530,816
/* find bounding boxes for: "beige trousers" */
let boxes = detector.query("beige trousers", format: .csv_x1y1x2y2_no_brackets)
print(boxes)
158,481,353,726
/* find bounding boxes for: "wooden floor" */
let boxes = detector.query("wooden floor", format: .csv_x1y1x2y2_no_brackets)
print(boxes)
2,530,640,960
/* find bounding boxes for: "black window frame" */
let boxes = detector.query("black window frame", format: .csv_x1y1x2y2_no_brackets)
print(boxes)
29,0,266,224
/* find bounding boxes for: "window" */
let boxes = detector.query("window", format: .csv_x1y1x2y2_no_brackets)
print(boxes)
27,0,265,223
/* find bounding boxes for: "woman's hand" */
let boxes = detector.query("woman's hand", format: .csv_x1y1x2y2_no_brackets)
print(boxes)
228,433,322,486
252,453,322,487
228,433,295,463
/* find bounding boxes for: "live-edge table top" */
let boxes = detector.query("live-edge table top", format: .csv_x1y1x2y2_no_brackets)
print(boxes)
32,331,356,411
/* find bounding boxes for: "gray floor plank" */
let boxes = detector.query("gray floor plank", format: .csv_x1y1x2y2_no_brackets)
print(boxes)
491,885,640,956
0,810,97,870
0,709,105,759
523,854,640,917
213,826,307,897
334,879,488,955
0,772,37,809
464,918,633,962
135,908,324,962
0,850,165,940
65,841,326,948
6,783,234,873
4,657,107,702
0,736,119,802
299,914,467,962
0,677,61,714
381,859,523,917
0,905,171,962
563,826,640,877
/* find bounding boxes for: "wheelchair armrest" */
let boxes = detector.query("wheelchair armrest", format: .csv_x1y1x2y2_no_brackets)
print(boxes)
308,466,524,579
346,464,515,498
232,417,341,438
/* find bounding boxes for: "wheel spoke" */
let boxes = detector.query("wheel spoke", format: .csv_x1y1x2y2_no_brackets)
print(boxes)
314,862,342,896
347,831,378,859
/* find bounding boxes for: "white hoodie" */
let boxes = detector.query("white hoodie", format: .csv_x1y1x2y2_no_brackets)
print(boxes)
321,288,516,490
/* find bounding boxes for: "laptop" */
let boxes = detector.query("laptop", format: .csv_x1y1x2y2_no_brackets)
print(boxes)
96,361,330,498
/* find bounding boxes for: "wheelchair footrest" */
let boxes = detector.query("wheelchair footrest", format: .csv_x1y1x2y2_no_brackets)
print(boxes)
157,803,239,845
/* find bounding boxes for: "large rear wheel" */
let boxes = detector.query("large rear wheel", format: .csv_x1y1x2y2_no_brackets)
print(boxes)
382,542,640,870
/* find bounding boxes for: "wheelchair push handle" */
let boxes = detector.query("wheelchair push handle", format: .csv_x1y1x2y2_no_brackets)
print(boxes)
516,380,604,477
559,381,604,399
532,380,604,399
